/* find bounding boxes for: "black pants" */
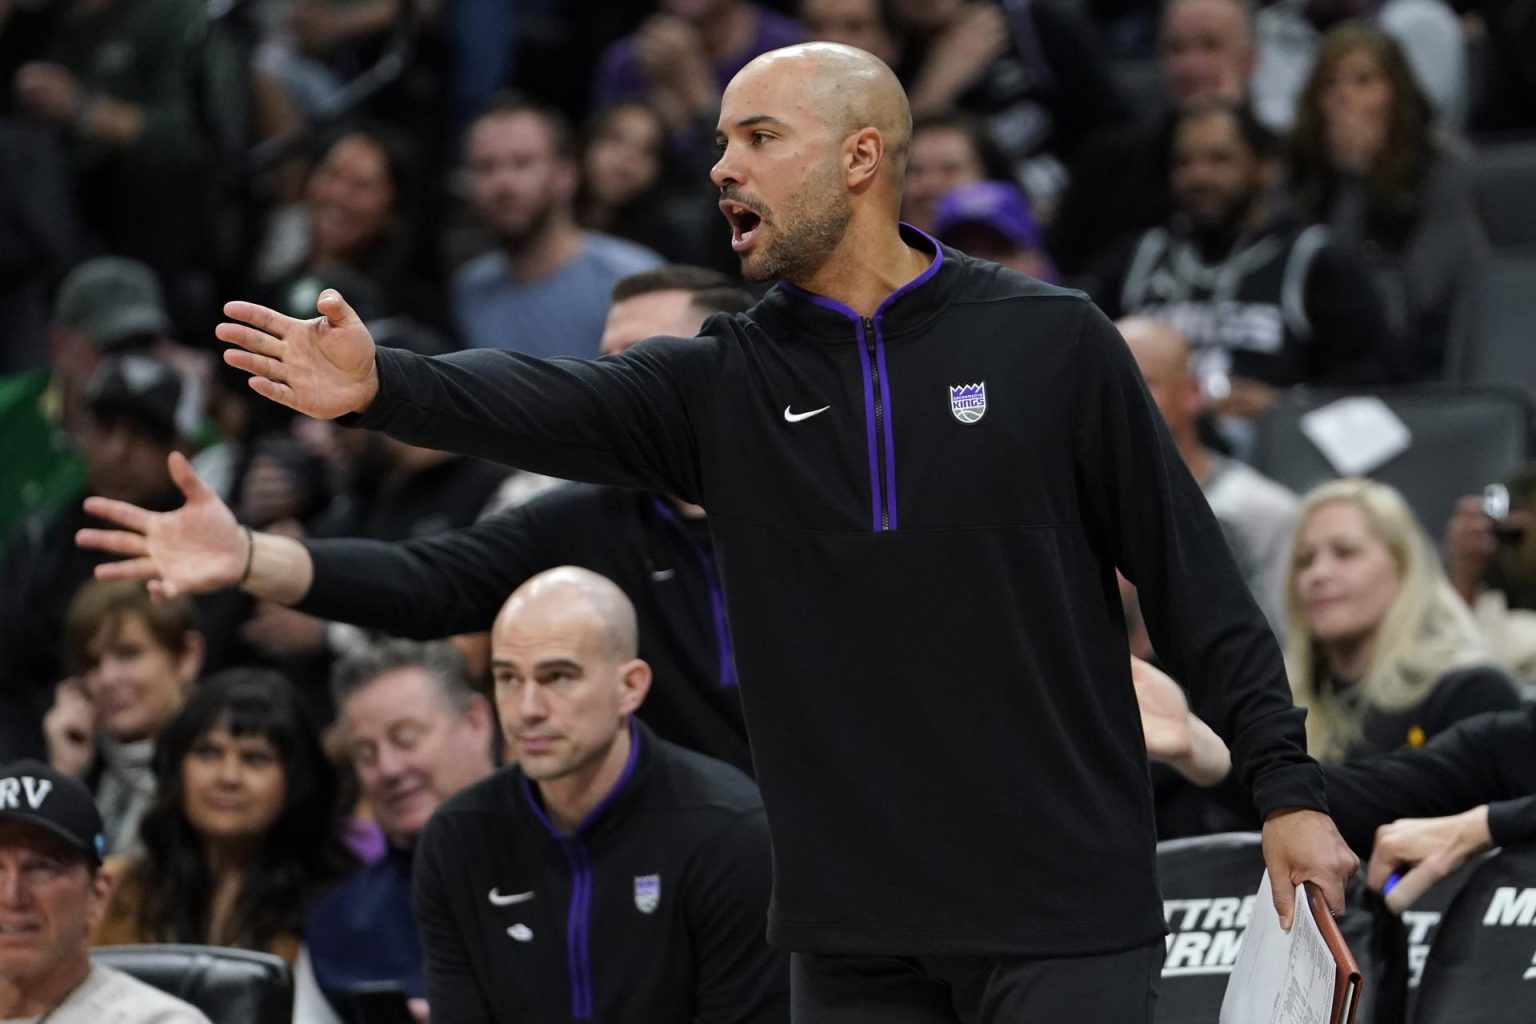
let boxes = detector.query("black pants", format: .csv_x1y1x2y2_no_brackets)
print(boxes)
790,941,1163,1023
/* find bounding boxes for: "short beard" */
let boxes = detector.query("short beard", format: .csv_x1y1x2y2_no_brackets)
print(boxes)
741,166,852,283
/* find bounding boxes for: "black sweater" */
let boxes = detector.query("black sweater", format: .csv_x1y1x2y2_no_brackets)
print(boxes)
297,484,751,773
413,721,785,1024
351,228,1325,956
1326,704,1536,858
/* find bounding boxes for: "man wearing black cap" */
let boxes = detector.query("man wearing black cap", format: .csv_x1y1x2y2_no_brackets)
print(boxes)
0,761,210,1023
0,257,177,546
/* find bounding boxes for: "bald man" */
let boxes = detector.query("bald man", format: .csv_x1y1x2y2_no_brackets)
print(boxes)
411,567,786,1023
212,42,1353,1022
1119,315,1298,631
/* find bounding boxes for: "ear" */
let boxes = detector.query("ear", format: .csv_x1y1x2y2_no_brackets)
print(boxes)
178,631,205,687
463,692,495,744
85,861,116,932
845,127,885,192
1181,373,1205,418
616,658,652,717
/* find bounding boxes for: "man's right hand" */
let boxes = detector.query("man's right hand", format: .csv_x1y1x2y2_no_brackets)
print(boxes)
217,289,379,419
77,452,247,598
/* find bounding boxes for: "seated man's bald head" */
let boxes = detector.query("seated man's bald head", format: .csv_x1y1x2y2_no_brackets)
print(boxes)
494,566,640,662
733,42,911,179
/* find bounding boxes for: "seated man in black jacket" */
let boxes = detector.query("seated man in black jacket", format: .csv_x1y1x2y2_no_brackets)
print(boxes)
413,566,786,1023
1091,99,1396,421
76,266,757,774
1133,655,1536,911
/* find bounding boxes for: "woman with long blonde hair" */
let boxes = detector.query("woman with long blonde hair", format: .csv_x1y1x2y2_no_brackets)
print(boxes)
1284,478,1520,762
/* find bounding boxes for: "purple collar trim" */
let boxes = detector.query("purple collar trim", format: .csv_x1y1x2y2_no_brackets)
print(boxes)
521,719,642,840
778,224,944,323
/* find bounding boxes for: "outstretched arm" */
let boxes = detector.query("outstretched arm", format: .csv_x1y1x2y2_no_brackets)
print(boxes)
220,290,714,501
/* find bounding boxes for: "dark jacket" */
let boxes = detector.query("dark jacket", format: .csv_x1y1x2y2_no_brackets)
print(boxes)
1343,663,1522,763
1325,704,1536,857
350,227,1325,956
297,484,749,773
1094,212,1398,387
413,721,785,1023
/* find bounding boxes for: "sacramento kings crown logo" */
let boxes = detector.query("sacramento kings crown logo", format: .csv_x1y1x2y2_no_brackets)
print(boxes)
949,382,986,424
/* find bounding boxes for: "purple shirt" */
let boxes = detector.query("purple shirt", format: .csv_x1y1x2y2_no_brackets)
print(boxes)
592,6,804,112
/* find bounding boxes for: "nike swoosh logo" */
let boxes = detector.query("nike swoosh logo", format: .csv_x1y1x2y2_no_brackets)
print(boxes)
651,568,677,582
784,405,830,423
488,888,535,906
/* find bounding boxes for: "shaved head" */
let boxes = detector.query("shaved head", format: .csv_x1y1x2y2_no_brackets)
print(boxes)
494,566,639,662
1119,315,1192,379
734,43,911,180
1118,316,1202,440
713,43,914,282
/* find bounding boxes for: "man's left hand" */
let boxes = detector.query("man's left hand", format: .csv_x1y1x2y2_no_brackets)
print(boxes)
1261,808,1360,930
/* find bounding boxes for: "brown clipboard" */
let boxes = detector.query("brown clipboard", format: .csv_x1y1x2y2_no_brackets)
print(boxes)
1304,881,1363,1024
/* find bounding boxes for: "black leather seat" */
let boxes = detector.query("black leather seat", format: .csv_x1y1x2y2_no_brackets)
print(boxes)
92,944,293,1024
1413,843,1536,1024
1155,832,1268,1024
1473,142,1536,254
1250,384,1531,535
1443,256,1536,397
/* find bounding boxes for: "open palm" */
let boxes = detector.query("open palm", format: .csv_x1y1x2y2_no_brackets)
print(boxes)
216,289,379,419
77,452,247,598
1130,656,1195,762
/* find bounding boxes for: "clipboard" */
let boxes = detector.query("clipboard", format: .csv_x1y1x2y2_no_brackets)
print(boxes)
1304,881,1362,1024
1220,875,1364,1024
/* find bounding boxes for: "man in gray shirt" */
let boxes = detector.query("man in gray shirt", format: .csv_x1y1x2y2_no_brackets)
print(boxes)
0,761,209,1024
453,95,663,358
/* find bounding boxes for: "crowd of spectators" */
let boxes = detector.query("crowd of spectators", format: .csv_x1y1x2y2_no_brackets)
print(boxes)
1,0,1534,1020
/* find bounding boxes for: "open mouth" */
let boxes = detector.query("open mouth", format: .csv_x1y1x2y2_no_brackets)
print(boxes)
719,200,764,253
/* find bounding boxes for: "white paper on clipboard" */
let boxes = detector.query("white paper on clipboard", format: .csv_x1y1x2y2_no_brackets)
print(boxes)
1298,397,1412,477
1220,874,1337,1024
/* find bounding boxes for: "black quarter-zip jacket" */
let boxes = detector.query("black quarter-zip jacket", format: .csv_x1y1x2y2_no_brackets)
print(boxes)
354,227,1327,956
413,721,786,1023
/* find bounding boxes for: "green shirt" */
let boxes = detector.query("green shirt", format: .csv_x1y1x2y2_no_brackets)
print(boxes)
0,369,83,547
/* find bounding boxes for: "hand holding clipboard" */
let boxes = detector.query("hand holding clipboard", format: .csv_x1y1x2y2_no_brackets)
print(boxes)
1220,875,1363,1024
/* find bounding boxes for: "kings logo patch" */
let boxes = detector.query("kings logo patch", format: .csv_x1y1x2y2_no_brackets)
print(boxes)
950,382,986,424
634,874,661,914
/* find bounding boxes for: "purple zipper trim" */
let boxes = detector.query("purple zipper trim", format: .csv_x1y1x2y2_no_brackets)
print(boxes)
649,497,738,686
520,721,643,1021
870,233,943,530
779,227,944,533
853,319,883,532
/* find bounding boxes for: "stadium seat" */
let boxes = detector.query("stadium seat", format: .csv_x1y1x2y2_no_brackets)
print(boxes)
1443,255,1536,395
1390,854,1496,1022
1472,142,1536,253
92,944,293,1024
1249,384,1531,535
1412,843,1536,1024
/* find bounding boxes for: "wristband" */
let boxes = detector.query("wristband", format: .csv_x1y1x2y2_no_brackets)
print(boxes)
239,526,255,584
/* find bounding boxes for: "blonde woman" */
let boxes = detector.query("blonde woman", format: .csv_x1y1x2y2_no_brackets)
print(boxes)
1285,478,1520,762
